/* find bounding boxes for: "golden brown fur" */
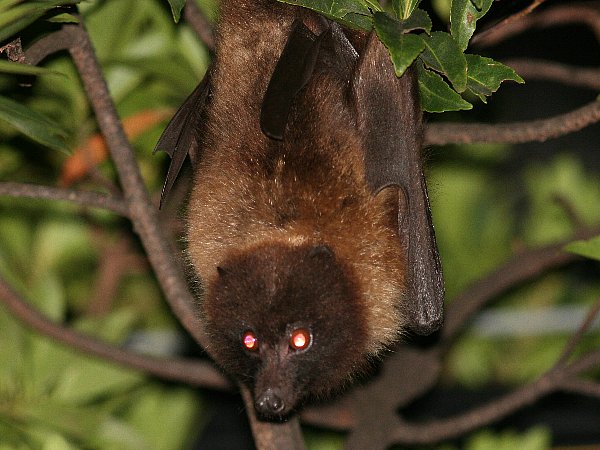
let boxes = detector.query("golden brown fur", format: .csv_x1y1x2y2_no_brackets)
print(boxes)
186,1,408,356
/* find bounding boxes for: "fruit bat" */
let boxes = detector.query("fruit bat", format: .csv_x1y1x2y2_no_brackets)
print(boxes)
154,0,444,420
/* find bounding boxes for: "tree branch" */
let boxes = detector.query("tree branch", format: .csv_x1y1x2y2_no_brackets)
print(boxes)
425,99,600,146
0,182,129,216
0,275,230,390
561,379,600,398
504,58,600,91
384,302,600,446
24,26,75,65
64,20,304,449
242,387,307,450
472,4,600,47
302,225,600,437
63,22,209,350
443,225,600,341
553,296,600,368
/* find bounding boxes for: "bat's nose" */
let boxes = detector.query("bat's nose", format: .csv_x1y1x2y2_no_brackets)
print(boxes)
255,388,285,416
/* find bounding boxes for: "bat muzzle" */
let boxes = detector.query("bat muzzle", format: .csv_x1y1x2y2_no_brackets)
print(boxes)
255,387,286,418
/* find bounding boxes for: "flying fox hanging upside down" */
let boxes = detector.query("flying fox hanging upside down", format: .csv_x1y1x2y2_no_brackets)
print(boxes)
154,0,444,420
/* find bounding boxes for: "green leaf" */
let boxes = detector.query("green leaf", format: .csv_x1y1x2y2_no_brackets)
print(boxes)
166,0,185,22
375,12,425,76
417,62,472,112
0,1,81,42
565,235,600,261
470,0,483,9
46,12,79,23
465,54,524,103
0,60,61,76
450,0,493,51
399,8,432,34
0,96,70,153
276,0,379,30
420,31,467,92
392,0,421,19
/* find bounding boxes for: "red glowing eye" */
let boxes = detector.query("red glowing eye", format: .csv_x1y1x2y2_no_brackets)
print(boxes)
242,331,258,351
290,328,311,351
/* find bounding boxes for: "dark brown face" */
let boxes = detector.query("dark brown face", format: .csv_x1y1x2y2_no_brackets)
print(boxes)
203,243,368,420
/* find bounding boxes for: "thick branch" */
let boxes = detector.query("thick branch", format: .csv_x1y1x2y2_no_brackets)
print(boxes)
63,23,209,349
425,99,600,146
24,26,74,65
0,182,129,216
389,371,558,445
561,379,600,398
0,276,229,390
241,387,307,450
386,306,600,446
303,225,600,435
65,21,304,449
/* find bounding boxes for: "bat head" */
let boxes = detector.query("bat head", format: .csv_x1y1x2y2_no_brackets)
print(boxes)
203,242,369,419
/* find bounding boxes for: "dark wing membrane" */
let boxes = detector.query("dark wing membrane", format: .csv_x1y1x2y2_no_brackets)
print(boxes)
260,20,319,140
260,19,358,140
353,34,444,335
153,73,211,208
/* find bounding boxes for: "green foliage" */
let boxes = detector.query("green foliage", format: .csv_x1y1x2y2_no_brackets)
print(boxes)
465,427,551,450
0,0,212,447
450,0,493,51
0,0,81,42
277,0,380,29
276,0,523,112
1,0,598,448
566,235,600,261
0,96,70,154
465,54,523,103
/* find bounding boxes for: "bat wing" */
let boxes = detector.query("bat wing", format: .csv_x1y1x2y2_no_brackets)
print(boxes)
153,72,211,208
353,34,444,335
260,19,358,140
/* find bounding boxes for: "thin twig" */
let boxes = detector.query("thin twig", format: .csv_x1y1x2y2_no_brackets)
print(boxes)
388,370,558,445
472,4,600,47
472,0,547,45
504,59,600,91
551,193,587,230
0,276,230,390
553,297,600,368
443,225,600,341
0,182,129,216
425,99,600,146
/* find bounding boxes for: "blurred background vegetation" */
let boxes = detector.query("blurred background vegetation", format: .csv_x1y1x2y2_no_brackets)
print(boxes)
0,0,599,449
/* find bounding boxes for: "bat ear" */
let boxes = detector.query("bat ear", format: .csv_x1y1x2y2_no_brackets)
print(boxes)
308,244,334,259
352,34,444,335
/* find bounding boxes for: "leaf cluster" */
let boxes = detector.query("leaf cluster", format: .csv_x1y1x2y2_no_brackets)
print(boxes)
164,0,525,112
274,0,524,112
